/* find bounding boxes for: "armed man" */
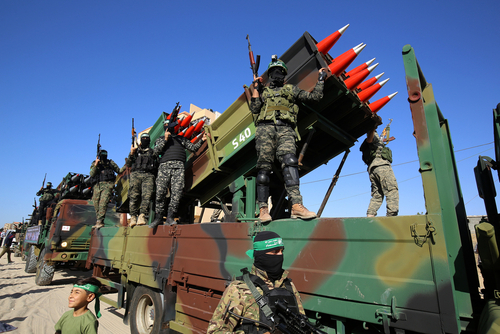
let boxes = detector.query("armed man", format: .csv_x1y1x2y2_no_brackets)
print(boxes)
250,56,327,223
127,133,158,227
360,121,399,216
149,119,208,228
36,181,59,225
207,231,307,334
90,150,124,228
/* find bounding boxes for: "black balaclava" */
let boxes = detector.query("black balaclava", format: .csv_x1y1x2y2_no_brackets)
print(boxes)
253,231,284,282
140,137,150,149
268,67,286,87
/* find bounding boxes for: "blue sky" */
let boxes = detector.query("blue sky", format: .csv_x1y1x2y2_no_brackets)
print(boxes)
1,0,499,227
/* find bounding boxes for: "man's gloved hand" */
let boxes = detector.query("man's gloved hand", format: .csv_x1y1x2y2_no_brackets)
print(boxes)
318,68,327,82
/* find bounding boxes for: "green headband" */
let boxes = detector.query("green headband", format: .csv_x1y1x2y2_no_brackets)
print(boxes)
74,284,102,318
245,237,284,259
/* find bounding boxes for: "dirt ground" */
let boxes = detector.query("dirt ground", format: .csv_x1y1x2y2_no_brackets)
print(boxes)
0,255,129,334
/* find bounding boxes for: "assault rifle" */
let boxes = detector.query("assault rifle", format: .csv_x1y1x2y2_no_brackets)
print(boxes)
246,34,260,78
165,102,180,130
132,118,136,147
274,300,327,334
42,173,47,188
97,134,101,158
381,118,395,144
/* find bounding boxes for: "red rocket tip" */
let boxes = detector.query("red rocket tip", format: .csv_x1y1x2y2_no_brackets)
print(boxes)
357,78,389,102
184,125,195,138
344,63,378,90
368,92,398,113
180,114,193,128
194,120,205,133
316,24,349,54
328,43,366,77
357,72,384,91
345,58,375,78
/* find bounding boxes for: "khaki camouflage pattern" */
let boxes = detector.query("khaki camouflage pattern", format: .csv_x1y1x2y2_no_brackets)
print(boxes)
129,171,155,216
89,159,121,179
92,181,115,221
207,266,304,334
366,132,398,216
255,124,302,207
36,188,57,202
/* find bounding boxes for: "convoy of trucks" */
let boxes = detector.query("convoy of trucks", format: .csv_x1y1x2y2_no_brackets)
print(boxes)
12,28,500,334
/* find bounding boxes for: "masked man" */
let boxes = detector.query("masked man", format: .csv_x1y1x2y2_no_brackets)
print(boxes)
90,150,124,228
127,133,158,227
36,182,59,225
250,56,327,222
150,119,207,228
208,231,305,333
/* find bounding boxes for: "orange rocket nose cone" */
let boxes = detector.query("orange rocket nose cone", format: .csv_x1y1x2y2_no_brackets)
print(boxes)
316,24,349,54
357,72,384,91
368,92,398,113
328,43,366,77
345,63,378,90
345,58,375,78
357,78,389,102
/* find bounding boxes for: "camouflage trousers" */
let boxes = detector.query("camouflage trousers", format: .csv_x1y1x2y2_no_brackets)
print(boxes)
155,161,184,216
129,171,155,216
255,123,302,207
92,181,114,221
367,165,399,216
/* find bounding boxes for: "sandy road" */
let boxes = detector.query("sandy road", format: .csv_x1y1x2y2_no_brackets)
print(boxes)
0,255,130,333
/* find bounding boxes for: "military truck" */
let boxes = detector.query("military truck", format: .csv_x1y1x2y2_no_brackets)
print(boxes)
22,172,123,286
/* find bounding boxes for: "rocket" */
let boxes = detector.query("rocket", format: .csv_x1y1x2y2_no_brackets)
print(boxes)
183,125,196,138
368,92,398,113
316,24,349,54
328,43,366,77
357,78,389,102
345,58,375,78
357,72,384,91
344,63,379,90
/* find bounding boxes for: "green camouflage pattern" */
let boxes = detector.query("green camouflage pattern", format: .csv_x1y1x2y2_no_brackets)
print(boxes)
207,265,304,334
367,165,399,216
128,171,155,217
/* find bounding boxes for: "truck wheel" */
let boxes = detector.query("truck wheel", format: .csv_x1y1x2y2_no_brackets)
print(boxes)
24,246,37,273
130,286,163,334
35,248,55,286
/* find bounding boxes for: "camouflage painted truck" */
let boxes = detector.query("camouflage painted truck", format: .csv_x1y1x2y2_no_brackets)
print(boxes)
23,172,122,286
86,36,496,333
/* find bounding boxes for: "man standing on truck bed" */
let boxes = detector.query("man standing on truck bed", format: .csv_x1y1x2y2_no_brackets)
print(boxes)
126,132,158,227
207,231,305,333
149,120,207,228
250,56,327,222
90,150,124,229
360,122,399,216
36,181,59,225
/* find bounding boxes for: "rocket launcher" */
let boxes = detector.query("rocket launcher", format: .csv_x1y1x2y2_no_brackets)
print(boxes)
316,24,349,54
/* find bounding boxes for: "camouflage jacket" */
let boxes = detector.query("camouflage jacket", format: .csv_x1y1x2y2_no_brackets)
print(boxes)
89,159,125,182
36,188,59,202
249,81,324,124
207,266,305,334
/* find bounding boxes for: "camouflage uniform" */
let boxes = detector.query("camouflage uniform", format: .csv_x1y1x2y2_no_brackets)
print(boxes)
36,187,59,224
126,147,157,217
362,131,399,216
250,82,324,208
207,266,304,334
153,135,203,219
90,159,121,222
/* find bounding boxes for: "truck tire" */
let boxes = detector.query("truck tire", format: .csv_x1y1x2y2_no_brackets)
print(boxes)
35,248,55,286
24,246,37,273
130,286,163,334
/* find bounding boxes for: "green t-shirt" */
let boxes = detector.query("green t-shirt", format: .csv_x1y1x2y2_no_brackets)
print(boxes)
54,309,98,334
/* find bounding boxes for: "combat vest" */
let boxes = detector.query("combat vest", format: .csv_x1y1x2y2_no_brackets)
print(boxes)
257,85,299,125
159,136,186,164
95,160,116,182
131,148,157,173
234,270,299,334
360,140,393,166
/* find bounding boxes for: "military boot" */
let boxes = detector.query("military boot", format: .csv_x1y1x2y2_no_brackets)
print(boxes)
166,208,177,225
149,214,163,229
137,214,147,226
93,220,105,229
129,215,138,227
259,207,272,223
291,204,316,220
